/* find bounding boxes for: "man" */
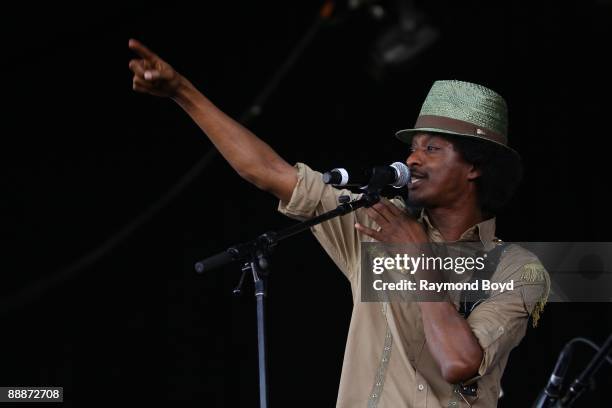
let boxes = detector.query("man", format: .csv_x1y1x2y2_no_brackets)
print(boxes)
128,38,549,407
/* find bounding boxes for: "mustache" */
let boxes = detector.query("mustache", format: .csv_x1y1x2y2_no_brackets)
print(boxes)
410,169,427,178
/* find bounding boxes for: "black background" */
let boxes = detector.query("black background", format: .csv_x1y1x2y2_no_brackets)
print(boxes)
2,1,611,406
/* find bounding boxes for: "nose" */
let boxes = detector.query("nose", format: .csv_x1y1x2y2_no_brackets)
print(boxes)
406,148,422,168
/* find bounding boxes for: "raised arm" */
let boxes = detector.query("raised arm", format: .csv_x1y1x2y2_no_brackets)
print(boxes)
128,39,297,203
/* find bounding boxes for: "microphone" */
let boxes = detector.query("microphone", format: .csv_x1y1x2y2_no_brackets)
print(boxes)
322,162,410,189
533,342,574,407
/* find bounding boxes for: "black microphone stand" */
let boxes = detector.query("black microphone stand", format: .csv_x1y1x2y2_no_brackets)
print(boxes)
533,334,612,408
194,191,381,408
557,333,612,407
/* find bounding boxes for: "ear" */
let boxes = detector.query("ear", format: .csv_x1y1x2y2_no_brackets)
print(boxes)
467,164,481,181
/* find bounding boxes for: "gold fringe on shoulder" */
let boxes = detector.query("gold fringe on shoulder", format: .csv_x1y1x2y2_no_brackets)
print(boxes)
520,263,550,327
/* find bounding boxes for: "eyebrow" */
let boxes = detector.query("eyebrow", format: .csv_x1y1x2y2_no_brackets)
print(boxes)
411,134,431,145
411,135,437,146
411,137,453,151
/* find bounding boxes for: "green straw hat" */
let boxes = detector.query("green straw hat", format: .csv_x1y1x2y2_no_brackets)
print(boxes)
395,80,520,159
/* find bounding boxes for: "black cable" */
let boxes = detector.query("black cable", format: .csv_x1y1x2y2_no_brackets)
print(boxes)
564,337,612,366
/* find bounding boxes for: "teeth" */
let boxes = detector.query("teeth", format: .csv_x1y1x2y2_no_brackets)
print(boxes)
411,177,419,183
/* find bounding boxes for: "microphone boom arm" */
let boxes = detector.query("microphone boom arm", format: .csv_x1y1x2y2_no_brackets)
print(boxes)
194,191,381,273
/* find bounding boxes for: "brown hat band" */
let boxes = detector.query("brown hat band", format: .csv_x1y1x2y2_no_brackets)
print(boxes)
414,115,507,145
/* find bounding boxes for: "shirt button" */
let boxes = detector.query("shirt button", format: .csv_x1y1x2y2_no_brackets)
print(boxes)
418,384,424,391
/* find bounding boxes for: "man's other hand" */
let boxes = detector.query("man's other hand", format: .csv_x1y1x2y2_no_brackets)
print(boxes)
355,199,428,244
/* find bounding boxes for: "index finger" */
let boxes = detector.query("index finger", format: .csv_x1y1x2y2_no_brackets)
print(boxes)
128,38,158,61
370,200,399,222
380,198,403,216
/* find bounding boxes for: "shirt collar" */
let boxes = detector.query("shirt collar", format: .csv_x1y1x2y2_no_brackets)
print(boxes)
418,209,497,248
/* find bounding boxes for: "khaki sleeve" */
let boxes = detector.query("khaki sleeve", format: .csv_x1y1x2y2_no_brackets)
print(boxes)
277,162,366,281
466,260,549,376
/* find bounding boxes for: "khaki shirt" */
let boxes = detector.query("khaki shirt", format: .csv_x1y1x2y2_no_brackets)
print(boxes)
278,163,549,408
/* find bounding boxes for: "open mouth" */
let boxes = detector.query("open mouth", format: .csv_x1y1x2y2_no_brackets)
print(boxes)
410,172,427,186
